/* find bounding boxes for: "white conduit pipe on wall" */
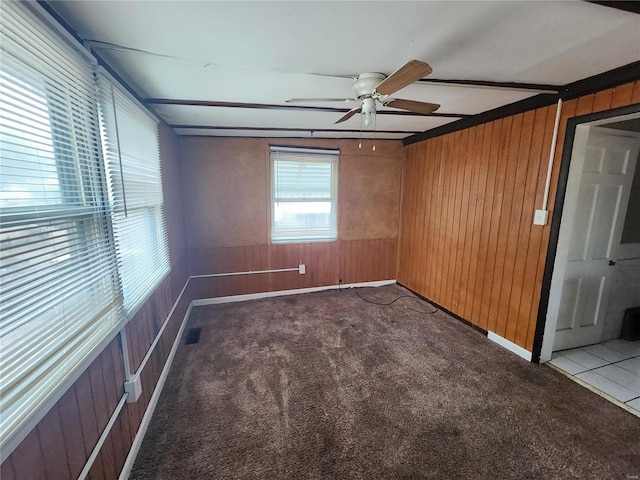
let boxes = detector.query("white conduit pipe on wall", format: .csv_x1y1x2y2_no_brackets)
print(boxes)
130,277,191,380
118,301,193,480
543,99,564,210
191,266,300,279
77,265,302,479
534,99,563,225
77,393,128,480
75,276,190,480
134,266,301,377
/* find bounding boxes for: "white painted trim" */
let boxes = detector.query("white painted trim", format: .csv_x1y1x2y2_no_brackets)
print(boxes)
134,276,191,376
78,393,128,480
120,328,132,380
191,267,298,279
487,331,533,362
541,99,563,211
72,273,191,478
540,124,592,363
540,125,640,361
0,321,125,463
191,280,397,306
118,301,193,480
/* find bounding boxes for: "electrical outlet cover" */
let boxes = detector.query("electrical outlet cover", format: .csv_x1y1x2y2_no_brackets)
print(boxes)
533,209,549,226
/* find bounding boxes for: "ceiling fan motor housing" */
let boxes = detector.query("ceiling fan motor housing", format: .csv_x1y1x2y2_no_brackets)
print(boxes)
353,73,386,100
331,61,438,124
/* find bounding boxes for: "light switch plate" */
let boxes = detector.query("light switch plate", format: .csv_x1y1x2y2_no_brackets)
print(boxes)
298,264,306,274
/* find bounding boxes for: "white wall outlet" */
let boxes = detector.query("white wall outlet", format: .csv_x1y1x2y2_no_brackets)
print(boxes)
124,374,142,403
533,209,549,226
298,264,306,274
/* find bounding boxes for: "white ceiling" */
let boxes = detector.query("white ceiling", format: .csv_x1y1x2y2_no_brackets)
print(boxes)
51,1,640,140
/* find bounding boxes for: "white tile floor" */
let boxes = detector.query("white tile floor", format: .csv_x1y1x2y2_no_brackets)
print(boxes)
549,339,640,415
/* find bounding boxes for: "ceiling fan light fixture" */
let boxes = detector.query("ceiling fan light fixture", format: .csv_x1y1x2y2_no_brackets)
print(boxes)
294,61,437,125
361,96,376,127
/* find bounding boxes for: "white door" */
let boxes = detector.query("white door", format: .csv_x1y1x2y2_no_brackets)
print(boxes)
553,127,640,351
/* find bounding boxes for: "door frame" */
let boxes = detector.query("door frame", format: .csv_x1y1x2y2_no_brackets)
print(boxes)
533,103,640,363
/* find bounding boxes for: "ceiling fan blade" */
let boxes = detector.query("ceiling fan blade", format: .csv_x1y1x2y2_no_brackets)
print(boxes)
375,60,433,96
385,98,440,114
335,106,362,124
286,98,357,103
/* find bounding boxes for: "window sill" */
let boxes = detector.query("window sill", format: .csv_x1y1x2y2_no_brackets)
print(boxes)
271,237,337,245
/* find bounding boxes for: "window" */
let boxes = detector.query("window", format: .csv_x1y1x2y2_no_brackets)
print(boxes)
0,0,169,457
270,146,338,242
0,1,121,450
97,73,170,315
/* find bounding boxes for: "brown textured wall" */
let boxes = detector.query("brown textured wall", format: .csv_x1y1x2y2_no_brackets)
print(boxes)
397,81,640,352
179,137,403,297
0,124,190,480
180,138,268,248
339,151,402,240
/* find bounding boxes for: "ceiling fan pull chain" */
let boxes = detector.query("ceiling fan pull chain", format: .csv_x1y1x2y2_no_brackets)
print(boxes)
372,110,376,151
359,109,363,149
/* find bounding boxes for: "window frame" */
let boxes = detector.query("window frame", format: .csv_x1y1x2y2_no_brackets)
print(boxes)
0,1,125,459
270,146,339,244
0,0,170,461
96,71,170,318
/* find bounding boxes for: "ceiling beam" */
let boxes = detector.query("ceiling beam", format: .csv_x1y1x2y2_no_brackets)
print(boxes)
405,60,640,145
587,1,640,15
416,79,559,94
169,125,421,134
403,94,558,145
145,99,468,118
560,60,640,100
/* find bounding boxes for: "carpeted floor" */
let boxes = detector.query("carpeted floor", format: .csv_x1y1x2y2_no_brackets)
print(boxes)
131,284,640,480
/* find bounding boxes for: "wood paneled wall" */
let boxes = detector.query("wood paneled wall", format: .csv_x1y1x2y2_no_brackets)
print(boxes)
1,124,190,479
398,81,640,352
187,239,398,300
180,137,403,298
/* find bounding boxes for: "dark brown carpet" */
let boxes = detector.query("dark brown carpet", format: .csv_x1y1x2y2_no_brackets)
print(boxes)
131,285,640,480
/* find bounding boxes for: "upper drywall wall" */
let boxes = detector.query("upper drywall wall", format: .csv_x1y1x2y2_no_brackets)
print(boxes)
179,137,269,248
179,137,403,249
339,150,402,241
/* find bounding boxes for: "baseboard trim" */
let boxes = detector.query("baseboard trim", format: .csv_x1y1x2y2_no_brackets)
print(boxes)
487,331,533,361
191,279,397,306
118,301,193,480
118,278,396,477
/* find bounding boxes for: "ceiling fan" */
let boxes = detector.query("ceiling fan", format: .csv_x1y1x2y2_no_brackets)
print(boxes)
287,60,440,125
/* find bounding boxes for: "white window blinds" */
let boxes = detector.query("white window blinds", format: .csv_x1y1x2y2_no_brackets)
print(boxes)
270,146,338,242
0,1,171,457
0,0,122,449
97,73,169,315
